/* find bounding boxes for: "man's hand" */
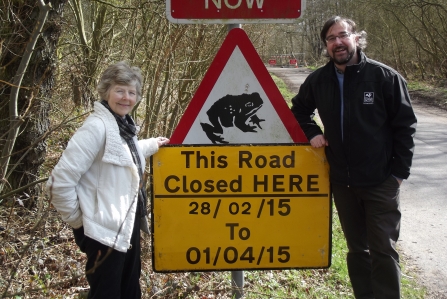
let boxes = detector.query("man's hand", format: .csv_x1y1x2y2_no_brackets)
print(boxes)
309,135,329,148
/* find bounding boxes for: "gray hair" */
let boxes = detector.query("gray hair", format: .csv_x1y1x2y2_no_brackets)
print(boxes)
97,61,143,102
320,16,367,50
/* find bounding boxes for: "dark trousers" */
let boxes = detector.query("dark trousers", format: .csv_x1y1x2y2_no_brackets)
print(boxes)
73,217,141,299
332,176,401,299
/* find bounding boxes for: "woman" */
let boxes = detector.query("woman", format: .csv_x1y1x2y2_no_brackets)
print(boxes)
47,61,169,298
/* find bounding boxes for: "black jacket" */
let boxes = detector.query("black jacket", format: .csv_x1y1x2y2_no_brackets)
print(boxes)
291,51,417,187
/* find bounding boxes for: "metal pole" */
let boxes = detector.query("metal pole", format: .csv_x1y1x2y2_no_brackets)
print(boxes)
231,270,244,298
227,23,242,31
226,23,243,298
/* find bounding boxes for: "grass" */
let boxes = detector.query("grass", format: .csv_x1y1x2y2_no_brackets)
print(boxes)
407,81,433,91
140,206,355,298
241,209,353,298
1,201,425,298
271,74,295,107
408,80,447,110
0,74,428,299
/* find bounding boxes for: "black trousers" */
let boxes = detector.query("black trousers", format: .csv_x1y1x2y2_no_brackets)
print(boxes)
73,217,141,299
332,175,401,299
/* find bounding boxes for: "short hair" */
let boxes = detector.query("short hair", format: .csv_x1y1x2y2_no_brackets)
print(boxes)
320,16,367,50
97,61,143,102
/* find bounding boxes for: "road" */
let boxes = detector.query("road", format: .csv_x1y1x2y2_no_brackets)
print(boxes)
269,66,447,298
399,104,447,298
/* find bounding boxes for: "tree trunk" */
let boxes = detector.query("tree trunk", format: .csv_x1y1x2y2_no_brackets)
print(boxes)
0,0,67,205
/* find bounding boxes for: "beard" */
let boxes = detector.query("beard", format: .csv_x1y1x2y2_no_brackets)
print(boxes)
331,47,356,66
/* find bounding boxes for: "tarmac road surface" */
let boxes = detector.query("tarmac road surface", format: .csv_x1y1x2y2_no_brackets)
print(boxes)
269,66,447,298
399,103,447,298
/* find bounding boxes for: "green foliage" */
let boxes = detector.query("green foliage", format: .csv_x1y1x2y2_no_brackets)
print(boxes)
401,265,426,298
407,81,432,92
306,65,320,71
271,74,295,107
242,208,353,298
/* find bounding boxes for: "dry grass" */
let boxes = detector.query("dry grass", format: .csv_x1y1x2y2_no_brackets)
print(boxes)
0,200,352,299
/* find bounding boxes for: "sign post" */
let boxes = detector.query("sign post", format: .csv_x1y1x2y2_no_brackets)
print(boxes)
158,3,313,298
226,23,243,298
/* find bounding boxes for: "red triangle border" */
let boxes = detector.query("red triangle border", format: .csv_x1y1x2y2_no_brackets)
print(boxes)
170,28,307,144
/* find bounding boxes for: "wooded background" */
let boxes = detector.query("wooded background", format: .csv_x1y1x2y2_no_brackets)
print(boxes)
1,0,446,199
0,0,446,297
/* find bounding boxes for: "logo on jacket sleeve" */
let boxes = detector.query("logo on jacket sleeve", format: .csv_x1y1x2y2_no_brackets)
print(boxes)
364,92,374,104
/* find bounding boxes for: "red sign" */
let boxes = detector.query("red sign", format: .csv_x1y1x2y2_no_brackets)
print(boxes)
268,59,276,65
170,28,307,144
167,0,303,24
289,59,297,65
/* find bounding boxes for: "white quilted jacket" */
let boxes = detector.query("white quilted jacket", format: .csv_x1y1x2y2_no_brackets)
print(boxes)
47,102,159,252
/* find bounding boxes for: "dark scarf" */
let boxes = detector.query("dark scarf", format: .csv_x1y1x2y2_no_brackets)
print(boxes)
101,100,147,217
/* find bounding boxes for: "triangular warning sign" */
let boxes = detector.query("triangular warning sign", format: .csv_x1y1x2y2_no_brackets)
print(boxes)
170,28,307,144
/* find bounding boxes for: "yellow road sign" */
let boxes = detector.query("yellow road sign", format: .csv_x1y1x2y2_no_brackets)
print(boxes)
150,144,331,272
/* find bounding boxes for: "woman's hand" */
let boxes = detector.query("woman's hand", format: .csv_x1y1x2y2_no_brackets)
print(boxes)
156,137,170,147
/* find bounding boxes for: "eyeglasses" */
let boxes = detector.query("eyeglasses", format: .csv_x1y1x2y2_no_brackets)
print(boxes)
325,32,352,43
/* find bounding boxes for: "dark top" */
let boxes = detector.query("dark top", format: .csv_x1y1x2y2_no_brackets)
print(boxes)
291,50,417,187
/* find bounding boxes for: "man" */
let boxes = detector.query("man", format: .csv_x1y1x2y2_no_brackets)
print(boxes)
291,16,417,299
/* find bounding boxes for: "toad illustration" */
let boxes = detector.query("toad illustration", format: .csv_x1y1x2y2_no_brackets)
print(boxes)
200,92,265,144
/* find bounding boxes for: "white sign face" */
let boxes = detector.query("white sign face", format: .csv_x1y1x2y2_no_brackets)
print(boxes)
182,46,293,144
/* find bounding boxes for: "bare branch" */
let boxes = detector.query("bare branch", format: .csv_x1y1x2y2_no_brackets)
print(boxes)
0,1,51,192
0,80,32,89
90,0,145,10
